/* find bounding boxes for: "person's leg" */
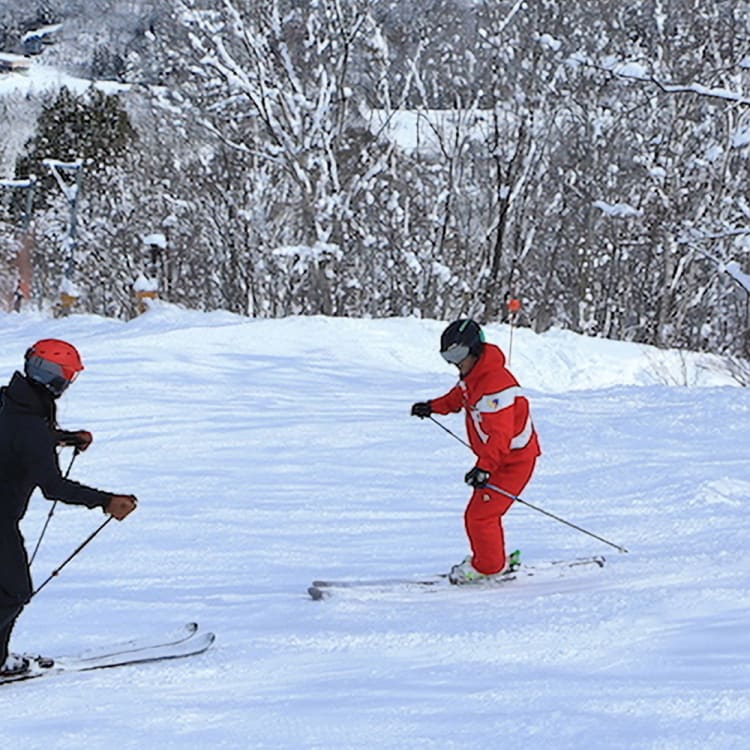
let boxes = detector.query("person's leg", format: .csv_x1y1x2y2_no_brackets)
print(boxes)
0,525,32,665
465,457,537,575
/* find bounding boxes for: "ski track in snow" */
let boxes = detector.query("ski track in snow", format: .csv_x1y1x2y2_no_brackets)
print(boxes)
0,307,748,749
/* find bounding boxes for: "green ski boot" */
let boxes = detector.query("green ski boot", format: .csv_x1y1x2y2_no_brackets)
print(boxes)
507,549,521,573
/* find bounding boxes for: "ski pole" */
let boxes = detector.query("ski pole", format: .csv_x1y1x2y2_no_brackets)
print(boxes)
0,516,113,637
29,448,80,566
428,415,471,448
31,516,113,598
485,482,628,553
425,415,629,553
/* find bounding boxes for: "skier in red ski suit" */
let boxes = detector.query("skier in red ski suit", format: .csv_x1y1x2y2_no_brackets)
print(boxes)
411,319,540,583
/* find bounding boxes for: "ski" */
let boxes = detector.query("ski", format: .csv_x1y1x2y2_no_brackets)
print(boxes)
0,627,215,686
308,555,606,600
73,621,200,663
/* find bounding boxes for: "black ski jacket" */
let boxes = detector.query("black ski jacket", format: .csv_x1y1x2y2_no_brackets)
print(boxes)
0,372,111,521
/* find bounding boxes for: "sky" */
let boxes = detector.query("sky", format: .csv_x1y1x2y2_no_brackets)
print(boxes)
0,305,748,749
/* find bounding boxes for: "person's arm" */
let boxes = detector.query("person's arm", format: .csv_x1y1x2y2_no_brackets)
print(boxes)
25,420,114,509
428,384,464,415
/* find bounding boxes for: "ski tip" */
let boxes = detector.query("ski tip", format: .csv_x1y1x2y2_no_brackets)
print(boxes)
308,586,328,601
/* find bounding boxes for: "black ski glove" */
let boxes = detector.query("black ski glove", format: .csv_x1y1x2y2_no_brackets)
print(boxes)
411,401,432,419
465,466,491,488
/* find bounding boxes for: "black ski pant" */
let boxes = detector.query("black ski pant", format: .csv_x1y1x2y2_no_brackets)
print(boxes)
0,522,32,664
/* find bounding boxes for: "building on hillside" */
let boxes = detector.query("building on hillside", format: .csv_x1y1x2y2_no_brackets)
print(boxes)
0,53,30,73
21,23,62,56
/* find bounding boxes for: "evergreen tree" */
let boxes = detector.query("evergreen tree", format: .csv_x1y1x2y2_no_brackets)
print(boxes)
15,86,137,313
17,86,135,192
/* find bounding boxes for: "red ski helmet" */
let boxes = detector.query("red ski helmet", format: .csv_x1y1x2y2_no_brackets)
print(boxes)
24,338,84,397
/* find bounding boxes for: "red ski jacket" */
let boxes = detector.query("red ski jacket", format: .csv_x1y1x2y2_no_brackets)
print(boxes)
430,343,540,473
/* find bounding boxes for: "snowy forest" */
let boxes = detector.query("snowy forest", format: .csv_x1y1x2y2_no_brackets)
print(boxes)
3,0,750,358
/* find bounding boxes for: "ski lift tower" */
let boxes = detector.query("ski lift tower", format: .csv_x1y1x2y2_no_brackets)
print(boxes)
43,158,84,314
0,175,37,311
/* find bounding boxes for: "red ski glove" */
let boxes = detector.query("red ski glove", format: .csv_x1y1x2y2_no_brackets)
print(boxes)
57,430,93,452
106,495,138,521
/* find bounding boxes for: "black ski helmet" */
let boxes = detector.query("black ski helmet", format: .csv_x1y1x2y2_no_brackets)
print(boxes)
440,319,485,364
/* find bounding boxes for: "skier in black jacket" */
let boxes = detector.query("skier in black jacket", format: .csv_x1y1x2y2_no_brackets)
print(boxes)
0,339,137,677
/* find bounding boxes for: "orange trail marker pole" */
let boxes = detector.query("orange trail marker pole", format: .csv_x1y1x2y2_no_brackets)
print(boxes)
507,297,522,364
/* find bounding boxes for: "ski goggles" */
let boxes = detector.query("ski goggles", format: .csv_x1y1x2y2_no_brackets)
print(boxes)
26,356,79,396
440,344,471,365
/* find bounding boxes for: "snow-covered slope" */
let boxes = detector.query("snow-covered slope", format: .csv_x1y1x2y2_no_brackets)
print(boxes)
0,306,747,749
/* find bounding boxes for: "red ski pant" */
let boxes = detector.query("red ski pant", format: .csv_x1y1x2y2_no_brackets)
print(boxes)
464,456,537,575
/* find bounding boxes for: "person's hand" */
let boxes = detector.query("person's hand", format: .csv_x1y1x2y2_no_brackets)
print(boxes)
71,430,93,452
106,494,138,521
464,466,490,488
57,430,93,452
411,402,432,419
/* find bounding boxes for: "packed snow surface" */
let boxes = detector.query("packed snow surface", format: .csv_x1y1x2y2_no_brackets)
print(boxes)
0,305,748,749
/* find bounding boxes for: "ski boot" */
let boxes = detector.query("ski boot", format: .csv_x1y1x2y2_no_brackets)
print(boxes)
0,654,30,677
